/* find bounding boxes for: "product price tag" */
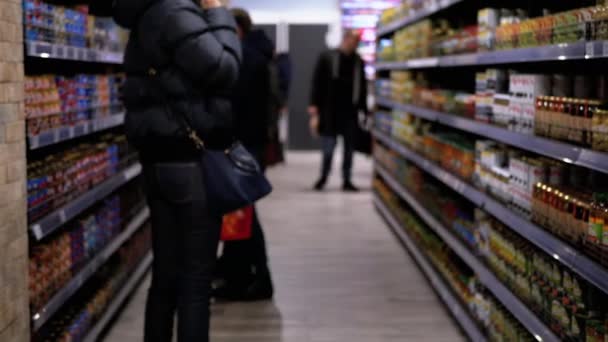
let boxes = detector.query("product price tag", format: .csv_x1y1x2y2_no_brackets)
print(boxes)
59,210,67,223
586,42,595,58
58,127,71,141
74,124,86,137
124,165,142,181
54,45,64,58
38,131,55,147
66,47,75,59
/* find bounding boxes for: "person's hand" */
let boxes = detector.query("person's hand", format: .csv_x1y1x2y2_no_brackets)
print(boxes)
307,106,319,117
309,115,319,138
201,0,222,9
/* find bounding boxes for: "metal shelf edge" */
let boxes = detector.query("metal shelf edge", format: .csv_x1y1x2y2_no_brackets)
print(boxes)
29,163,143,241
375,41,608,69
29,113,125,150
375,165,560,342
31,207,151,332
26,41,124,64
374,196,486,342
373,130,608,294
83,252,153,342
376,99,608,174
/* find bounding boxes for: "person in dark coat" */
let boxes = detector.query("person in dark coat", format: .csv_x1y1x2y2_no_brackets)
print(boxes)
214,8,275,302
309,30,368,192
111,0,241,341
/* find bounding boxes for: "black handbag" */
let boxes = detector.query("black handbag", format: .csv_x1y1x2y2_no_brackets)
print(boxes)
178,114,273,216
144,66,272,215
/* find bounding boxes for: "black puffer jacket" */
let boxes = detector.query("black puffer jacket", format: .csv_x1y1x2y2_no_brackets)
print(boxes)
113,0,242,162
232,30,275,147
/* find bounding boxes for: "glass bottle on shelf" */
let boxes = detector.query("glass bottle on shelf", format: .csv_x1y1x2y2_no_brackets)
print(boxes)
588,193,606,245
593,108,608,152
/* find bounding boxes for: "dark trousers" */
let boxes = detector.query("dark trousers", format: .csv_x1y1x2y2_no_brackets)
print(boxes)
143,162,222,342
320,123,355,182
220,145,269,281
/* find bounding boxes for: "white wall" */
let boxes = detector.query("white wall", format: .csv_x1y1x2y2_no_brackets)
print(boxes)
229,0,342,48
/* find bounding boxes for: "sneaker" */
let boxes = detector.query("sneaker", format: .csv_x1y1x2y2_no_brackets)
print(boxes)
342,182,360,192
314,178,327,191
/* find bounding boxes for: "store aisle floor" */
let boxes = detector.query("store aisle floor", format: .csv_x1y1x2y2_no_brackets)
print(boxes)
104,152,464,342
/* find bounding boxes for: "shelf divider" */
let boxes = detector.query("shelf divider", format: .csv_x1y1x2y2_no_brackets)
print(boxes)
375,98,608,174
29,113,125,150
29,163,143,241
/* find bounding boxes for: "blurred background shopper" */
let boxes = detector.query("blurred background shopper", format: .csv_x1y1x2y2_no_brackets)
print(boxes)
112,0,241,341
309,30,369,192
213,8,275,302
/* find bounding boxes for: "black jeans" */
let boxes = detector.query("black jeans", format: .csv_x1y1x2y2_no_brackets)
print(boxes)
320,122,356,182
143,162,222,342
220,145,269,281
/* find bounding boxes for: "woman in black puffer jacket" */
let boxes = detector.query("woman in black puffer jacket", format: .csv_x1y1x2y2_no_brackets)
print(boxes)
111,0,241,341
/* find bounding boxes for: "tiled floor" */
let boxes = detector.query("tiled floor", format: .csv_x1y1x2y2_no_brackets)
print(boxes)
104,152,464,342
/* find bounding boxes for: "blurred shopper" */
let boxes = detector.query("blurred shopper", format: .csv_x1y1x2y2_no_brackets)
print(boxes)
309,30,368,192
112,0,241,341
214,8,275,302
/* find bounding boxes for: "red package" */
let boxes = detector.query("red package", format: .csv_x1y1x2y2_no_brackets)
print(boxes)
221,206,254,241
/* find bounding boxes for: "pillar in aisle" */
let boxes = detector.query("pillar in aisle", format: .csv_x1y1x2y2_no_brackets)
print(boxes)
0,0,29,341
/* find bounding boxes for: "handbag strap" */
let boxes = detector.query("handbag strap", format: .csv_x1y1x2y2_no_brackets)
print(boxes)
146,67,207,150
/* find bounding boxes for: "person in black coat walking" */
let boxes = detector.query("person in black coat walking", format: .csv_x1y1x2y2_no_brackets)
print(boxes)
309,30,368,192
111,0,241,341
214,8,275,302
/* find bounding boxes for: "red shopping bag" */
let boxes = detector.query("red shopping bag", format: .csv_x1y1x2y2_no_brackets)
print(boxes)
221,206,254,241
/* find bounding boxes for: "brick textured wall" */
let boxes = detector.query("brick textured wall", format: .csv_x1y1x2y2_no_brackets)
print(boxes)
0,0,30,340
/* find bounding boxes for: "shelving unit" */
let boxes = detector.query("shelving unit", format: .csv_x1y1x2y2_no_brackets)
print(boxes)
374,2,608,340
31,207,150,331
29,163,142,241
83,252,153,342
375,164,559,342
376,98,608,174
376,41,608,71
21,1,151,339
374,197,486,342
374,129,608,294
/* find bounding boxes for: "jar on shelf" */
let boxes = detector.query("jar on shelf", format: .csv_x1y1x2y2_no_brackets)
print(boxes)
588,193,606,245
592,108,608,152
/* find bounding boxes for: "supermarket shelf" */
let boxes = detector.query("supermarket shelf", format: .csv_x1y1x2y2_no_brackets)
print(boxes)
373,129,608,295
29,113,125,150
83,251,153,342
31,207,150,332
29,163,143,241
376,41,608,70
375,98,608,174
377,0,463,37
375,165,560,342
374,196,486,342
26,40,124,64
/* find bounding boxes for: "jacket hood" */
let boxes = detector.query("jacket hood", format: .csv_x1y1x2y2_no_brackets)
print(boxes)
244,30,275,60
113,0,158,29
